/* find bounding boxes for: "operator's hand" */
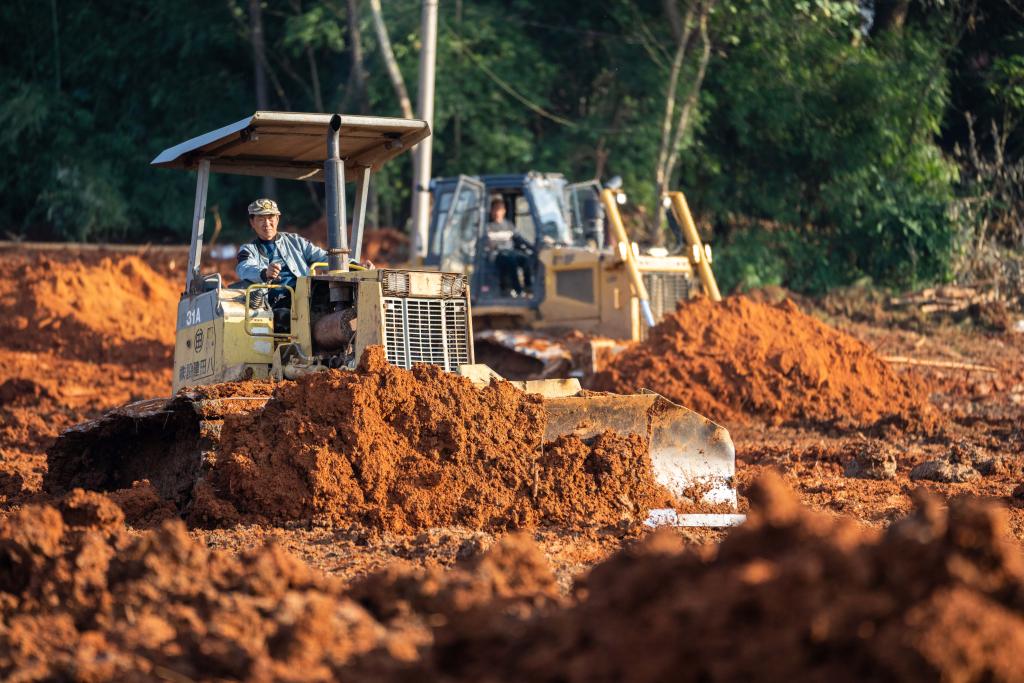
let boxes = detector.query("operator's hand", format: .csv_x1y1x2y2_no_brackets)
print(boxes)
264,263,283,281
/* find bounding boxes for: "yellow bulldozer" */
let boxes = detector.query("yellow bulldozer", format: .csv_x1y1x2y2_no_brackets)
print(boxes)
46,112,741,527
426,173,722,377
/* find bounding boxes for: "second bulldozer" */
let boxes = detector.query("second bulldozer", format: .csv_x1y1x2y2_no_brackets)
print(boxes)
426,172,722,377
45,112,741,527
427,172,721,337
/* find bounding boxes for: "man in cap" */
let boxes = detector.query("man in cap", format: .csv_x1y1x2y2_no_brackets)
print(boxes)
236,198,327,332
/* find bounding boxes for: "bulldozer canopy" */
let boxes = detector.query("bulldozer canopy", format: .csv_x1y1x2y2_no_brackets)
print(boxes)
151,111,430,181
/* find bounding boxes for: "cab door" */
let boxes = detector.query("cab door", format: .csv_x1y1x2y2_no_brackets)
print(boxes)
564,179,604,246
426,175,485,274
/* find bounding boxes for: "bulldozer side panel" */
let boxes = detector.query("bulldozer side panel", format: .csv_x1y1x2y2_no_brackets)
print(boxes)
172,288,278,393
596,262,641,341
353,279,385,365
536,247,603,326
173,292,222,393
220,297,274,381
290,277,315,356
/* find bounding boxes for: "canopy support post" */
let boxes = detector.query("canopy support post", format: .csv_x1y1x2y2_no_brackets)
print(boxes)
185,159,210,295
350,165,371,263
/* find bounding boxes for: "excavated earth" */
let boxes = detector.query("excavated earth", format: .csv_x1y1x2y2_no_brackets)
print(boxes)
592,295,940,431
2,247,1024,679
4,473,1024,680
182,345,675,532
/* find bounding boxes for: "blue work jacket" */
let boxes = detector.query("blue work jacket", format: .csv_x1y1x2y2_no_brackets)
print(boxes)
235,232,328,284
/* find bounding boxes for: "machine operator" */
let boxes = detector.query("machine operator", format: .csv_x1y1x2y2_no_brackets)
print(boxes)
236,198,328,332
485,196,533,297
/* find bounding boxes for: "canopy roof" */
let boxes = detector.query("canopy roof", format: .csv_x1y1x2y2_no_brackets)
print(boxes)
151,112,430,181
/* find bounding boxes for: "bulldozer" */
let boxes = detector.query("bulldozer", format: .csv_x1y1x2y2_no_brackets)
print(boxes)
45,112,741,527
427,172,722,377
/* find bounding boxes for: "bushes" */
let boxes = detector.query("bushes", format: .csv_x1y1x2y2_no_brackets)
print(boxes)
690,1,962,293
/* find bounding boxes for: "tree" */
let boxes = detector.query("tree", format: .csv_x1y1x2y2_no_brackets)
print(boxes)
369,0,413,118
653,0,715,243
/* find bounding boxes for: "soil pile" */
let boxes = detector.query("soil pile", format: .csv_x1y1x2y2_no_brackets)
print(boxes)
592,295,935,429
0,254,178,365
296,218,409,265
0,491,397,680
426,472,1024,682
0,492,557,681
194,346,673,532
6,476,1024,681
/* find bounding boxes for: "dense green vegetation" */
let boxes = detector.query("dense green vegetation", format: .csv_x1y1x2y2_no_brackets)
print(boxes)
1,0,1021,292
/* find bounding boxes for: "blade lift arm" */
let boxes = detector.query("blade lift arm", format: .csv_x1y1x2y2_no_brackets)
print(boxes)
600,188,657,328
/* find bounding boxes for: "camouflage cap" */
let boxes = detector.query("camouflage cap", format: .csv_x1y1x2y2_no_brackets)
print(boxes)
248,198,281,216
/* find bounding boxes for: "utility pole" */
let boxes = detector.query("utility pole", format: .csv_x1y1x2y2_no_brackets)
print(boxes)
410,0,439,261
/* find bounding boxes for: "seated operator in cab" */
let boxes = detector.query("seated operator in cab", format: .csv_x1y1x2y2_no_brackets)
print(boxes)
236,198,327,332
485,195,533,297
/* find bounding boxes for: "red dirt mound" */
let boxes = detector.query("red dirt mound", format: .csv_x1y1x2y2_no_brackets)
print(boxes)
296,218,409,265
0,254,178,365
192,346,673,532
5,476,1023,681
426,472,1024,682
0,493,556,681
592,295,936,430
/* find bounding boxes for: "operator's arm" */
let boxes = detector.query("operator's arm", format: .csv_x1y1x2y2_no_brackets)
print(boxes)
235,245,267,282
299,235,328,267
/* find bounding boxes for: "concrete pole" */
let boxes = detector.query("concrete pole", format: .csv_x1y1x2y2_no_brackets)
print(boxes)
410,0,438,261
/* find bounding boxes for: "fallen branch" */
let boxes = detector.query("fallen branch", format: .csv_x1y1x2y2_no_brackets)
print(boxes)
880,356,998,373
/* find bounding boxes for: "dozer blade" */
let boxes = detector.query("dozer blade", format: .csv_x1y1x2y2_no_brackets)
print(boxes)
542,391,743,525
473,330,573,380
45,394,271,507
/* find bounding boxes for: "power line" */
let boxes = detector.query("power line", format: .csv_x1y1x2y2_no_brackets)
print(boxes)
449,36,579,128
447,32,653,136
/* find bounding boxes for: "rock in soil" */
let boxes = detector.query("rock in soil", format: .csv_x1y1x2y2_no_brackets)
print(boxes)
843,442,898,480
910,444,983,483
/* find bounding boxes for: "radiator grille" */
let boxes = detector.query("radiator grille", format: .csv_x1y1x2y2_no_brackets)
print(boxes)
641,272,696,338
383,297,471,372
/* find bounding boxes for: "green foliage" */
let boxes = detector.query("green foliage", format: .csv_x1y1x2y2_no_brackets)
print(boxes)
0,0,1016,296
688,0,961,291
990,50,1024,115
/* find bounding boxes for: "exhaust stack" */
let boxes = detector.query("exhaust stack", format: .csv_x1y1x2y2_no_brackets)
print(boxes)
325,114,349,272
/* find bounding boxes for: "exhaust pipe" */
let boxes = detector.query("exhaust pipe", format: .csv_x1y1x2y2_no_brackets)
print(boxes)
325,114,349,272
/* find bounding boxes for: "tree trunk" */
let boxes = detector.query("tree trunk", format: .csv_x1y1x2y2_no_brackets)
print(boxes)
346,0,369,114
369,0,413,118
306,47,324,112
653,2,696,244
663,9,712,189
50,0,61,92
872,0,910,35
249,0,276,198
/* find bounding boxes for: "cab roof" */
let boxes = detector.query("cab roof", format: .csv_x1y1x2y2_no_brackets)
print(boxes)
151,111,430,181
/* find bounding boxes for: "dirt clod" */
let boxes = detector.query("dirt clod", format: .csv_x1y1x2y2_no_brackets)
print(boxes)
426,473,1024,682
108,480,179,528
911,443,983,483
843,441,898,480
